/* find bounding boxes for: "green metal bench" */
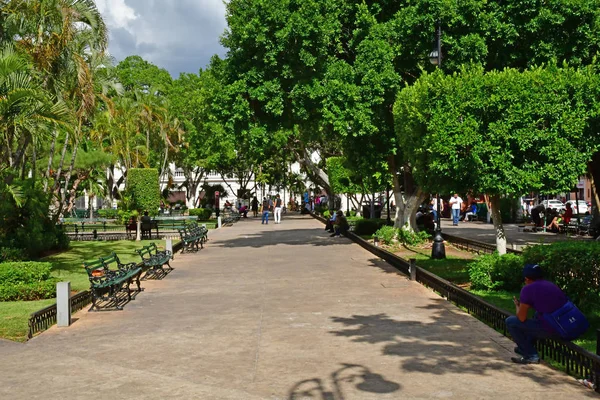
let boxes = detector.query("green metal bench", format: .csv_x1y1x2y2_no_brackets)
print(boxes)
177,223,208,253
136,243,173,278
83,253,142,311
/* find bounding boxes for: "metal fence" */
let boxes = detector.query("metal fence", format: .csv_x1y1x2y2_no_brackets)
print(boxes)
332,220,600,392
28,290,92,339
442,233,522,255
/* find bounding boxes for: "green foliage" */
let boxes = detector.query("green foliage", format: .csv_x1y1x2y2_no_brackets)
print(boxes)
323,210,331,218
97,209,118,219
116,55,172,94
0,248,26,263
374,225,396,245
188,208,213,220
117,209,138,225
0,262,53,285
0,262,57,302
396,225,431,246
126,169,160,215
523,242,600,310
469,253,524,291
0,183,70,259
354,219,387,236
0,280,58,302
395,66,600,196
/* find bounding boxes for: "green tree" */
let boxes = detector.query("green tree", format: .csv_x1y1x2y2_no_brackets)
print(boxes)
395,65,600,253
127,168,160,241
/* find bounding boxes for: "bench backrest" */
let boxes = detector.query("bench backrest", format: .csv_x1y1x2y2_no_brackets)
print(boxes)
136,246,152,259
100,252,121,268
83,258,106,276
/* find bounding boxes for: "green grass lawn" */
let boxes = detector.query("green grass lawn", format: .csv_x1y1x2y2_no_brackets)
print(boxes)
0,239,175,342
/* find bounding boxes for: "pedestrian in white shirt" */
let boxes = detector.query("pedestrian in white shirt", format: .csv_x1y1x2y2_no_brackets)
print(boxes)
449,193,463,226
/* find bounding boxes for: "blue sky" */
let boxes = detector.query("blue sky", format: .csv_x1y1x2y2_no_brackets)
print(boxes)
96,0,228,77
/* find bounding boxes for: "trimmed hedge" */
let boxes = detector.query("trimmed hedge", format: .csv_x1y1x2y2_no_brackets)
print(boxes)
523,242,600,310
468,253,524,291
0,262,53,285
189,208,212,220
97,209,118,219
127,168,160,216
0,262,57,301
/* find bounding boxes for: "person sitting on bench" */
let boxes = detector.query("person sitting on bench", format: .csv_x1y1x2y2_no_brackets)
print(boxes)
330,211,349,237
325,210,337,233
463,202,478,222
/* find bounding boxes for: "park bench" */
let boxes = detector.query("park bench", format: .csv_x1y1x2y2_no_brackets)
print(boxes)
136,242,173,278
83,253,143,311
177,223,208,253
222,210,241,225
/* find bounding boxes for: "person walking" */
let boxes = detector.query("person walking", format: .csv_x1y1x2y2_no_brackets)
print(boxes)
449,193,463,226
261,197,271,224
274,194,283,224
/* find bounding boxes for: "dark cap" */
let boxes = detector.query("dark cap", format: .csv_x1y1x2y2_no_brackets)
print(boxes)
523,264,543,280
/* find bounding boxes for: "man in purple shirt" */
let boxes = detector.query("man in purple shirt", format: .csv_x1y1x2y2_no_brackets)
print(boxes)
506,264,567,364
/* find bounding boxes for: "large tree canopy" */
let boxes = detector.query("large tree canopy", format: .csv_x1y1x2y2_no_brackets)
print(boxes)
395,65,600,252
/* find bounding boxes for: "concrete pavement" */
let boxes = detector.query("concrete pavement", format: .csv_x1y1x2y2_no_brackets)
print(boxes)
441,219,594,250
0,215,593,399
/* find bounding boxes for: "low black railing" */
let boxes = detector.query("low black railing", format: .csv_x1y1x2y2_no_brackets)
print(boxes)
28,241,185,339
310,215,600,392
28,290,92,339
442,233,522,255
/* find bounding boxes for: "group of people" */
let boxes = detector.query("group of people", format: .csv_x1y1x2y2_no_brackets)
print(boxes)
247,195,285,224
530,202,576,232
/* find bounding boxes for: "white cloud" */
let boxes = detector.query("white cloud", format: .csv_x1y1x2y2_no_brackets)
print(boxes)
96,0,227,76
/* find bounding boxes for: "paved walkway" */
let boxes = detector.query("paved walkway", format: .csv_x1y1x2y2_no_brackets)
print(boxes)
0,216,593,399
441,219,593,250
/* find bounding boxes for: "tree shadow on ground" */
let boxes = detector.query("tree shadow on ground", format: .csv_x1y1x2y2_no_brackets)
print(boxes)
212,228,353,249
288,363,401,400
327,300,594,396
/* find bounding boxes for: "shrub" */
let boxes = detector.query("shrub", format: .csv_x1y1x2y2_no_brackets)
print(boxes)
0,280,57,301
126,168,160,216
522,242,600,310
117,209,138,225
0,262,53,285
354,219,387,236
0,247,26,262
0,262,57,301
97,209,118,219
469,253,524,291
374,225,396,245
396,225,431,246
323,210,331,218
314,205,328,215
188,208,213,220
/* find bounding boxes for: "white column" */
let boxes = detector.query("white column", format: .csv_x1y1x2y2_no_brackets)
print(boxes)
57,282,71,327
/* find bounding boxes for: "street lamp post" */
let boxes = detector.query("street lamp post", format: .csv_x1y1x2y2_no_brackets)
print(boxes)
430,22,446,259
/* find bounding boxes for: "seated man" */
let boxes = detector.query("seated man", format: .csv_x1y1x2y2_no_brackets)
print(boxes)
463,203,478,222
325,209,337,232
506,264,567,364
330,211,349,237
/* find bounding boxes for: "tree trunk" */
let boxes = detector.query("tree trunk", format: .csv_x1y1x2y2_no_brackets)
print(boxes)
136,218,141,241
60,139,79,216
44,130,58,192
390,159,426,231
490,194,507,255
53,131,70,192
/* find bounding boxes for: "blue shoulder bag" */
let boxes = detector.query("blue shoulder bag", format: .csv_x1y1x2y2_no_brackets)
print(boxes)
542,300,589,341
